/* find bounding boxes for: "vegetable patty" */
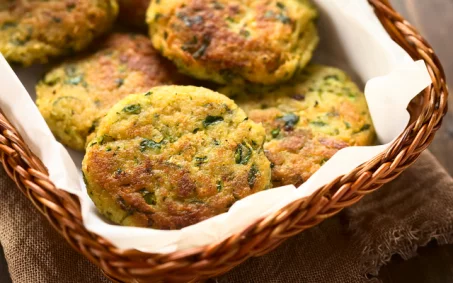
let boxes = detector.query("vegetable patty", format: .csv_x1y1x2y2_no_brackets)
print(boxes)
82,86,271,229
219,65,375,186
0,0,118,65
147,0,318,85
36,33,191,151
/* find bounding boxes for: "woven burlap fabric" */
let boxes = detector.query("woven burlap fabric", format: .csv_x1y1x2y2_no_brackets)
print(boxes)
1,150,453,283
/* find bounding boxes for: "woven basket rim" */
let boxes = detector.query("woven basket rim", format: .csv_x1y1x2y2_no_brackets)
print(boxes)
0,0,449,281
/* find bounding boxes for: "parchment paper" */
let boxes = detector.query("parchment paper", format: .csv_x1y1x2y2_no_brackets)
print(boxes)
0,0,431,253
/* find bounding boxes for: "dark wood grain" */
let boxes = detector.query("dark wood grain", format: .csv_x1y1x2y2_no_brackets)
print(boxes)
378,1,453,282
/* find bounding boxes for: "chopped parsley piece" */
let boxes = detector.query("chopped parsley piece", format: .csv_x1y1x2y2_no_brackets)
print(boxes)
216,180,223,192
358,124,371,132
248,164,259,188
276,13,291,24
140,139,162,152
195,156,208,166
271,128,280,138
203,115,224,127
139,189,156,205
192,34,211,58
310,121,327,127
324,75,340,81
65,75,83,85
123,104,141,114
1,22,17,30
235,143,252,165
344,121,351,129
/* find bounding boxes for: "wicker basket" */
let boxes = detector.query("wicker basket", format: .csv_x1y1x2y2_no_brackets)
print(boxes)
0,0,448,282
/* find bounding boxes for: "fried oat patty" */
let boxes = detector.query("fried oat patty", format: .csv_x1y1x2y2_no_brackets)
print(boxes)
117,0,150,29
219,65,375,186
147,0,318,85
0,0,118,65
36,33,191,151
82,86,271,229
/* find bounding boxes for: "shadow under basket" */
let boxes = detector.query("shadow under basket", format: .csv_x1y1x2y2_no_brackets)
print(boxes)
0,0,449,282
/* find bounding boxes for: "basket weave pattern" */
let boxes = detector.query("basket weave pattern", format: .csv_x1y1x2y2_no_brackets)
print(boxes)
0,0,448,282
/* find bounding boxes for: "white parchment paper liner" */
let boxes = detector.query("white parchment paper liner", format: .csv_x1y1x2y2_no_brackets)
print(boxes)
0,0,431,253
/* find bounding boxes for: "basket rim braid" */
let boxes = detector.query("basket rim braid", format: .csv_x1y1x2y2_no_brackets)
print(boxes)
0,0,448,282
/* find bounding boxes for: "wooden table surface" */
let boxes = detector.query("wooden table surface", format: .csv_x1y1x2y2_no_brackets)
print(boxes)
1,1,452,283
379,1,453,282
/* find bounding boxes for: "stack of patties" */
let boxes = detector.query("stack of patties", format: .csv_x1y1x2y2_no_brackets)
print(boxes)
30,0,375,229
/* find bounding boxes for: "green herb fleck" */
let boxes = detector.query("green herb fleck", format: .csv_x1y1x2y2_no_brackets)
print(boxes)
115,78,124,87
216,180,223,192
220,69,235,82
65,75,83,85
177,13,203,27
358,124,371,132
344,121,351,129
240,29,250,38
310,121,327,127
277,2,285,9
324,75,339,80
139,189,156,205
192,34,211,58
264,10,274,18
203,115,224,127
144,91,153,96
320,158,329,165
276,13,291,24
1,22,17,30
123,104,141,114
235,143,252,165
98,134,114,145
248,164,259,188
271,128,280,138
155,13,163,21
195,156,208,166
140,139,162,152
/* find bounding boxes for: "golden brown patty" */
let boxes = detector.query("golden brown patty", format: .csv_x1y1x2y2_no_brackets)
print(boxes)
117,0,150,29
147,0,318,85
0,0,118,65
219,65,375,186
82,86,271,229
36,33,191,151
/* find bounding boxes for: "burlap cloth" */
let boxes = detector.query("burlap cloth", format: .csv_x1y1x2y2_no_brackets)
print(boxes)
1,150,452,283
